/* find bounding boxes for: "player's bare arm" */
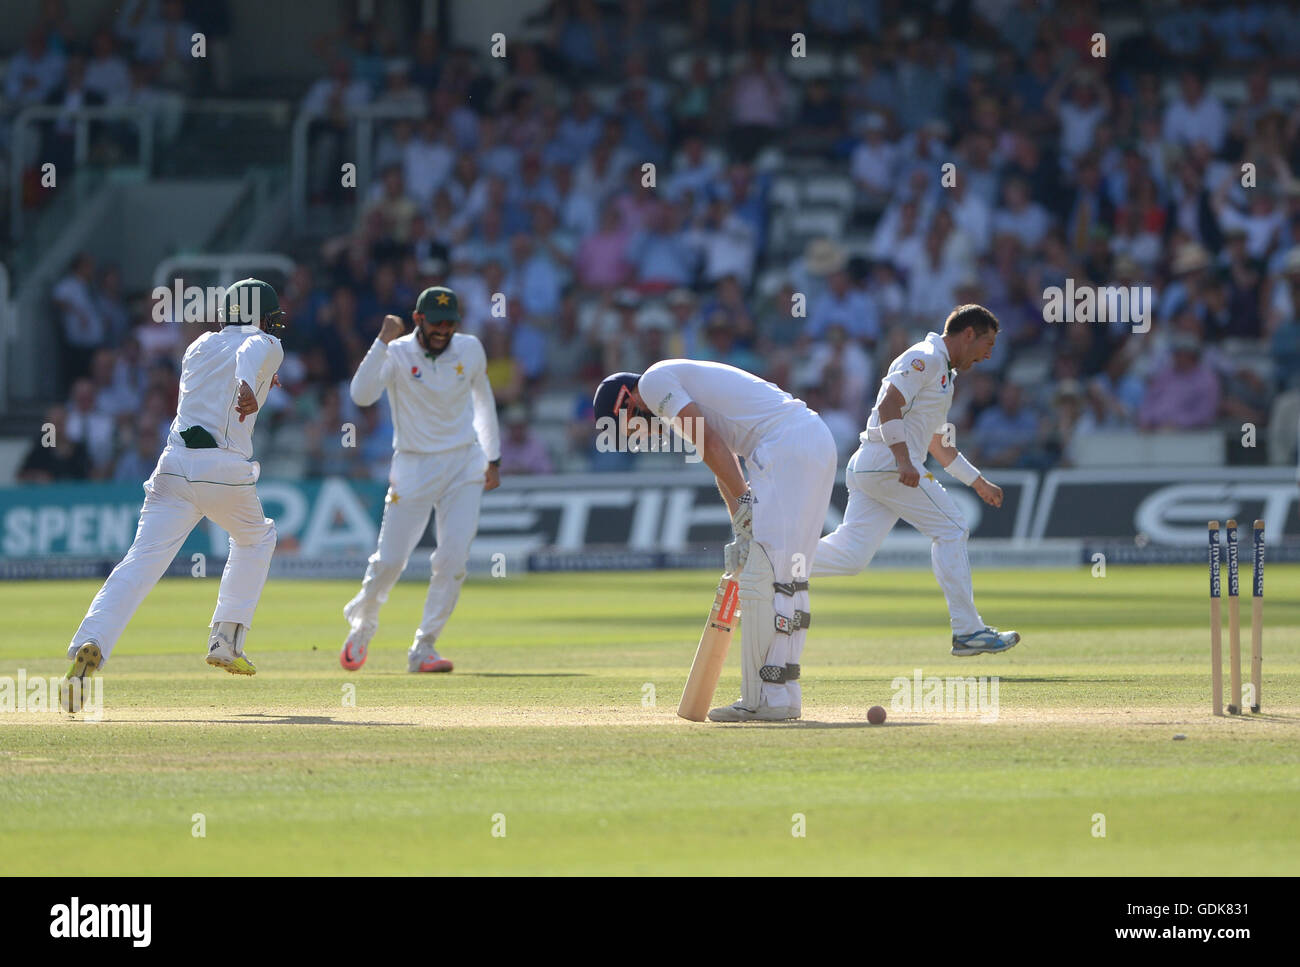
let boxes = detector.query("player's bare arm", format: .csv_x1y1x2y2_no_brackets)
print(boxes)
877,385,919,487
672,402,747,512
929,433,1002,508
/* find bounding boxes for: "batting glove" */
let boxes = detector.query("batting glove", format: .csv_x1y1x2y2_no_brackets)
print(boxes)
731,490,756,540
724,537,750,576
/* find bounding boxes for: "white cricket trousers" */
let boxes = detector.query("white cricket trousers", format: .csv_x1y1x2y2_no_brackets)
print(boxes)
345,443,487,646
743,411,839,710
813,442,984,635
69,446,277,662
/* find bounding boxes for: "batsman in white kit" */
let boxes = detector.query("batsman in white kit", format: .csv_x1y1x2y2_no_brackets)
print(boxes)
814,304,1020,655
63,279,286,708
340,285,500,673
594,360,838,721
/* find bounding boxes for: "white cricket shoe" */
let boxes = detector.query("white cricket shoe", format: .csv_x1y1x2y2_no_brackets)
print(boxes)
707,701,800,722
408,638,453,673
206,624,256,676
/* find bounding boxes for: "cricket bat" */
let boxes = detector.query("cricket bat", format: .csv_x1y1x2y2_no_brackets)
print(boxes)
677,575,740,722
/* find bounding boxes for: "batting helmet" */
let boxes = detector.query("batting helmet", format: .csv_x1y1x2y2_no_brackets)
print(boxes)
223,278,287,335
592,372,642,426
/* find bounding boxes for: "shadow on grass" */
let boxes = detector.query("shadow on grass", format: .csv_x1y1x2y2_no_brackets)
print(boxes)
139,713,417,727
831,676,1127,685
459,672,589,678
709,720,936,730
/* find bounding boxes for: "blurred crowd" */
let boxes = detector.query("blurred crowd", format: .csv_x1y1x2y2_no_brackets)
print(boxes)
13,0,1300,484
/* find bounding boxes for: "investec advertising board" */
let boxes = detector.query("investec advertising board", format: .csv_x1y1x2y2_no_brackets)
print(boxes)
0,467,1293,574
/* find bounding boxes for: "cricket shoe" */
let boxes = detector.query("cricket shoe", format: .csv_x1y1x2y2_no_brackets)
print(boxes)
408,639,453,674
707,701,800,722
206,624,256,676
61,641,102,713
340,621,375,671
951,627,1020,657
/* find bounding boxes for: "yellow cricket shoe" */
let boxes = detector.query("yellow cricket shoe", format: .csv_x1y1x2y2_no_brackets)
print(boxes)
205,624,256,676
61,642,102,713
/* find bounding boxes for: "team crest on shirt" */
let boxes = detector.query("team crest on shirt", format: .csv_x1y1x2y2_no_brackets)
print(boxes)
911,359,925,372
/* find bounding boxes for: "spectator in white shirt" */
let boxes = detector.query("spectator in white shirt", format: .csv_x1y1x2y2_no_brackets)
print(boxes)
66,378,116,477
691,195,757,286
6,29,65,107
85,29,131,104
871,196,928,269
402,118,455,207
1048,68,1111,164
949,176,993,254
301,59,373,202
1162,70,1228,153
1214,182,1287,261
53,253,106,385
992,177,1051,249
301,59,373,117
374,61,424,112
134,0,196,90
851,113,897,211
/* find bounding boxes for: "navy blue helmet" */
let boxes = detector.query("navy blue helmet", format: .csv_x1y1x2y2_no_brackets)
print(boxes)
592,372,642,425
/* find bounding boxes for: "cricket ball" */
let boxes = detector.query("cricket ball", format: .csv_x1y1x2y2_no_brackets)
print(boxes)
868,705,887,725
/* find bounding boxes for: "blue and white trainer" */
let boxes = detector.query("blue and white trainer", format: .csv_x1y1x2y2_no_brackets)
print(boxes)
951,627,1020,657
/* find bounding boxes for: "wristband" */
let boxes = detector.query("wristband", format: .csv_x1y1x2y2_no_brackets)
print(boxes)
880,419,906,447
947,453,981,486
489,458,501,467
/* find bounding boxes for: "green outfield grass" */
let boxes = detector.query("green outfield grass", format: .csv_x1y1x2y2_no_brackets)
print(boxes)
1,565,1298,875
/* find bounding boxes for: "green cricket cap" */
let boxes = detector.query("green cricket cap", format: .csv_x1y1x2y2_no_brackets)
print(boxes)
415,286,461,322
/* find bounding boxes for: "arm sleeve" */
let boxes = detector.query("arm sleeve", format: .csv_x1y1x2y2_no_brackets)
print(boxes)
470,341,501,461
638,365,692,422
234,334,278,388
350,338,393,406
881,350,935,407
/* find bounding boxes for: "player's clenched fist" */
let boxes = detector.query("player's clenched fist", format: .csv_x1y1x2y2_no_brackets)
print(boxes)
895,459,920,488
973,476,1003,507
235,379,258,422
379,314,405,344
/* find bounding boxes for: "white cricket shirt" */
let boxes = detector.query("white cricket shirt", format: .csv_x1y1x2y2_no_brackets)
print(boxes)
169,324,283,459
350,331,501,459
637,359,810,461
861,331,956,467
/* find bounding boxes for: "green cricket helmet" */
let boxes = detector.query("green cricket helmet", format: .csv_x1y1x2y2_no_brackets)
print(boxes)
223,278,287,335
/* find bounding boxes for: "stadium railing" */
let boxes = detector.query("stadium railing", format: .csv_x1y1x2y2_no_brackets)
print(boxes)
10,104,155,240
289,101,426,235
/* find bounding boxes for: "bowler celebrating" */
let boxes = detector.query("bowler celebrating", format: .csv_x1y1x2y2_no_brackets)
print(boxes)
814,305,1020,655
594,360,838,721
63,279,286,708
341,286,500,673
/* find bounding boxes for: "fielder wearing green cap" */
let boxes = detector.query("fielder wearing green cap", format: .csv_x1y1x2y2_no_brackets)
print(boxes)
340,284,502,674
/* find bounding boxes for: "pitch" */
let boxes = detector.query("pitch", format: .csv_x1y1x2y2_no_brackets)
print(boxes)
2,567,1297,875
